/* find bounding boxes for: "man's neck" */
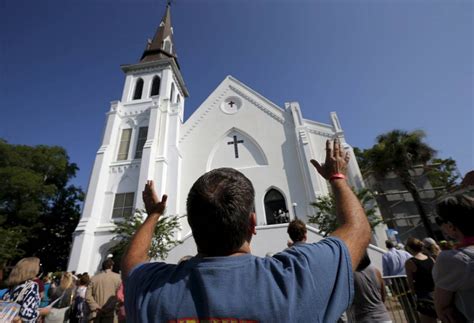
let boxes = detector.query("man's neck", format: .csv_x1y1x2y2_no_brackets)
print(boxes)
233,241,251,255
198,242,252,257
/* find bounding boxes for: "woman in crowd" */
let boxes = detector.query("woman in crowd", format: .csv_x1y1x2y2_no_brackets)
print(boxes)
70,273,90,323
40,273,54,308
46,272,76,323
422,237,441,260
347,252,391,323
2,257,50,322
405,237,437,323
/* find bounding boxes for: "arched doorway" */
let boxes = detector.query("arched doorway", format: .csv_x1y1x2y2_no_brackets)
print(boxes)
264,189,289,225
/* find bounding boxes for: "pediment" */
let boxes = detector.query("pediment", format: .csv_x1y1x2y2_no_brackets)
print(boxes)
180,76,285,144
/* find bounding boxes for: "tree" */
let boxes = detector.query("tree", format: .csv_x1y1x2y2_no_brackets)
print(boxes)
359,130,436,237
0,139,83,271
308,187,383,237
108,209,182,263
425,158,460,192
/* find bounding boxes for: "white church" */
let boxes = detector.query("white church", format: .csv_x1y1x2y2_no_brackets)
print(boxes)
68,5,386,274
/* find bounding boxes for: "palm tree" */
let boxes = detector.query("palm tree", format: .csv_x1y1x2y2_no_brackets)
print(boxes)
308,188,383,237
364,130,436,237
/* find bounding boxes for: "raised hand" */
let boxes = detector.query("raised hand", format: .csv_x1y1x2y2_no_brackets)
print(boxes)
142,180,168,216
310,138,350,180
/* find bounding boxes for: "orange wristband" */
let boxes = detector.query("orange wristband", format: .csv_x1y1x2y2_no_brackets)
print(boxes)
329,173,346,181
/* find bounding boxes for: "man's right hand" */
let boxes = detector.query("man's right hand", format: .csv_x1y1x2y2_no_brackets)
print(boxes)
310,138,350,180
122,180,168,280
142,180,168,217
309,137,371,271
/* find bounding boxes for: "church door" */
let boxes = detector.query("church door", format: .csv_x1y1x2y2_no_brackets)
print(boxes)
264,189,289,225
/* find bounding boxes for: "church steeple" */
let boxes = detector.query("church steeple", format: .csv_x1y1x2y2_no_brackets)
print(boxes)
140,4,179,66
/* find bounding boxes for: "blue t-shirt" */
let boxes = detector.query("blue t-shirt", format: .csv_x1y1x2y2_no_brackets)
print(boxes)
125,237,353,322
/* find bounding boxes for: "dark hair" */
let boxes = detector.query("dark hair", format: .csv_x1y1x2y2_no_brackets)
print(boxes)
356,252,371,271
287,219,307,242
406,237,423,253
79,273,90,286
436,193,474,236
385,240,396,249
186,168,255,256
102,259,114,271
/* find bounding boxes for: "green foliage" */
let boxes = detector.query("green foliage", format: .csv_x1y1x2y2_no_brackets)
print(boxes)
0,139,83,270
355,131,460,191
353,129,460,237
109,209,182,261
308,188,383,237
426,158,460,191
364,130,435,179
353,147,371,175
0,228,26,265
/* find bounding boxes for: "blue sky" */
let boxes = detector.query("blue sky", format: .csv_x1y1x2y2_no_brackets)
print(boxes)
1,0,472,190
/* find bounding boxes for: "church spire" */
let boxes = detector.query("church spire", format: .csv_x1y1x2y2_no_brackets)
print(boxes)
140,3,179,67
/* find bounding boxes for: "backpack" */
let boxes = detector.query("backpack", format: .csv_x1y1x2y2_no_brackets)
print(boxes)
0,281,33,322
71,295,86,319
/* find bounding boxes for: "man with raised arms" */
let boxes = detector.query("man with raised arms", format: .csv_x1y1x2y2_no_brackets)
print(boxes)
122,138,371,322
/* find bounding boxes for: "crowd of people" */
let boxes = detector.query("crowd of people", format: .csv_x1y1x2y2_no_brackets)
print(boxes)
2,138,473,322
379,193,474,323
0,258,124,323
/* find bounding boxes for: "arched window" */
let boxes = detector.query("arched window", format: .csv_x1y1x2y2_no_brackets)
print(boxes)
264,189,289,225
170,83,175,103
150,76,161,97
177,94,181,104
133,78,144,100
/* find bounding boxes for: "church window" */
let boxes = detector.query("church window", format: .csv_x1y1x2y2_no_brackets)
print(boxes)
112,192,135,218
227,135,244,158
117,129,132,160
177,94,181,104
170,83,176,103
134,127,148,159
151,76,161,96
264,189,289,225
133,78,144,100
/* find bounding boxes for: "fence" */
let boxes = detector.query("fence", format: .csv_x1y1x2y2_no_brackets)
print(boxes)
383,275,419,323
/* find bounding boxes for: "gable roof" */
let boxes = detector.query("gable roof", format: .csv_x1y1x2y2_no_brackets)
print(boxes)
180,75,288,143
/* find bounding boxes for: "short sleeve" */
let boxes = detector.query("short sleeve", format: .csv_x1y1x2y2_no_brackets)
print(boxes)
277,237,354,322
125,262,174,321
433,250,473,291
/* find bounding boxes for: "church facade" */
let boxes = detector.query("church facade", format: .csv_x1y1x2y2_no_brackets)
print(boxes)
68,6,381,273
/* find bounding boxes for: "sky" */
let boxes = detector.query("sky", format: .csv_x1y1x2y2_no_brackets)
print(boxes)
1,0,472,191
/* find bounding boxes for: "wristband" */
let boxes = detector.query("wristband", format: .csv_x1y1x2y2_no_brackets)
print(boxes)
329,173,346,181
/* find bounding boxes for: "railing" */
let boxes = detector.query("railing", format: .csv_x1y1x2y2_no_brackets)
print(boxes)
383,275,420,323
